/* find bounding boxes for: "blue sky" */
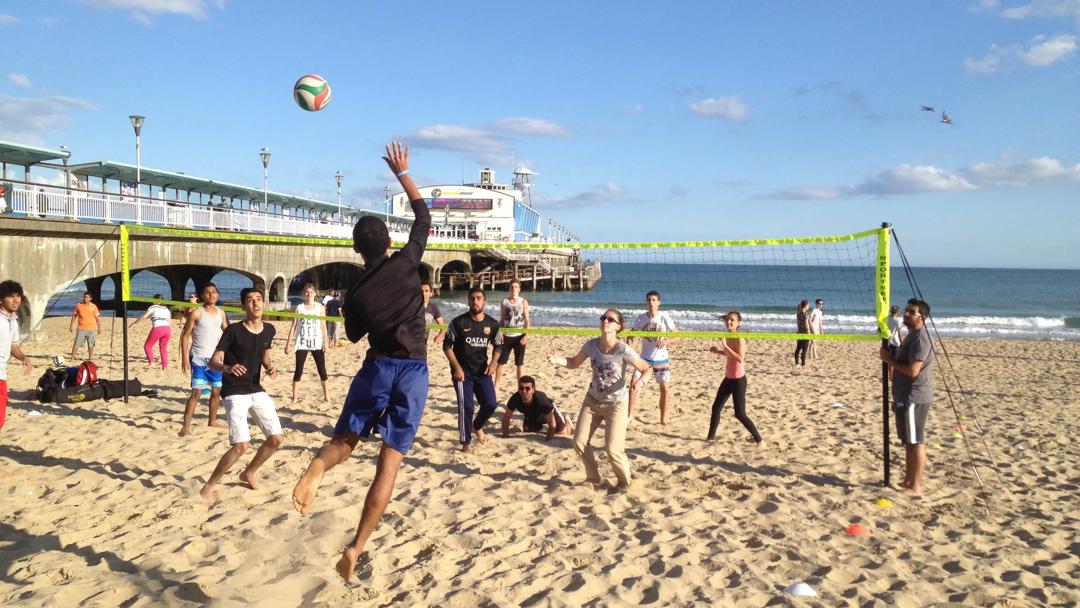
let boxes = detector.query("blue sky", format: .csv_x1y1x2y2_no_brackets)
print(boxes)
1,1,1078,268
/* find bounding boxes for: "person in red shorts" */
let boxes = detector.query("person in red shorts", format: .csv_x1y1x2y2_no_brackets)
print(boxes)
0,280,33,431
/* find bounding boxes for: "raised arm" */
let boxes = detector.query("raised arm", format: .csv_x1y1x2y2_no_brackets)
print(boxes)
382,141,430,262
549,344,589,369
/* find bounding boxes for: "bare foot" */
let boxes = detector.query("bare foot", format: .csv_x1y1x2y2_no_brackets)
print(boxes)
335,546,360,582
179,426,192,438
209,420,226,428
239,469,259,490
199,483,217,501
903,487,922,498
292,470,323,514
475,429,487,444
460,444,472,453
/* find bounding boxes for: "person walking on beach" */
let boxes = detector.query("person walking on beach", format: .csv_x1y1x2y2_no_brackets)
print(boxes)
200,288,282,500
549,309,651,489
421,282,446,344
325,290,344,347
179,283,229,437
69,292,100,361
501,375,573,440
1,280,33,432
444,287,502,452
285,283,329,403
808,298,824,359
132,295,172,369
628,291,677,424
291,142,432,583
880,299,934,497
794,300,810,367
706,311,765,449
493,279,530,392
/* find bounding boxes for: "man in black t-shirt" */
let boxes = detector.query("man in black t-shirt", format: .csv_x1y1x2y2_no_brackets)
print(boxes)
200,288,281,501
502,375,572,440
325,290,343,346
444,287,501,451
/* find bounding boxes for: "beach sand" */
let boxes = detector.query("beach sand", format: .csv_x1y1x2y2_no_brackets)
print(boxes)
2,317,1078,606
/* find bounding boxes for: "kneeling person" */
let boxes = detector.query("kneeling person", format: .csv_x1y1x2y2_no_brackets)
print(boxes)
200,288,282,500
502,375,572,440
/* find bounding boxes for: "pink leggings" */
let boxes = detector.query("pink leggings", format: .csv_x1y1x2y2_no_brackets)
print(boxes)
144,325,172,368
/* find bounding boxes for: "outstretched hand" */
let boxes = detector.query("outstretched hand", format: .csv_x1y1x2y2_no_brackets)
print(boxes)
382,141,410,176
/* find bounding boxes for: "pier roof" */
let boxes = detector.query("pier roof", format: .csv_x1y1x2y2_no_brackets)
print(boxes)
68,160,362,214
0,140,72,166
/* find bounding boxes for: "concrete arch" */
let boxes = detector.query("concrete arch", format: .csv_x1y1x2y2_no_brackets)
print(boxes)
269,276,287,306
290,262,364,296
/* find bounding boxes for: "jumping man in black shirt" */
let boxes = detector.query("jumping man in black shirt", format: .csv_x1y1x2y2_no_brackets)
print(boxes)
291,142,432,582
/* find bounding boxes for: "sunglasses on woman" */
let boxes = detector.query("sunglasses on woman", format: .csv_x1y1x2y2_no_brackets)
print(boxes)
600,315,620,324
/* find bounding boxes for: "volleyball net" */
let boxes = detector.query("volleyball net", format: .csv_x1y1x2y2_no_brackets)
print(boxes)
118,224,890,342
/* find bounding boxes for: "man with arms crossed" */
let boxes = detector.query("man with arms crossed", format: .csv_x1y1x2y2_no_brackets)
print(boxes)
179,283,229,436
444,287,501,452
0,280,33,433
291,142,432,582
628,291,677,424
493,279,530,391
69,292,100,361
501,375,572,440
880,298,934,497
200,288,282,500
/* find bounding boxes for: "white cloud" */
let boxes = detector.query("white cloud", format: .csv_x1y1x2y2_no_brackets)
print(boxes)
406,117,572,164
533,182,625,208
0,94,100,145
0,14,17,26
855,164,977,195
961,156,1080,186
79,0,225,24
8,73,32,89
755,156,1078,200
628,102,645,114
965,43,1011,74
1000,0,1080,22
1019,34,1078,65
489,117,571,137
689,96,749,122
39,17,60,27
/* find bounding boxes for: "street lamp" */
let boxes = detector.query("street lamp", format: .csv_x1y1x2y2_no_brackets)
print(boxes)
335,170,344,221
384,185,390,223
259,147,271,213
129,116,144,201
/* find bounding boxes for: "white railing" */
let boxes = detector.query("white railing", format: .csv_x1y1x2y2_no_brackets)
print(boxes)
4,184,386,241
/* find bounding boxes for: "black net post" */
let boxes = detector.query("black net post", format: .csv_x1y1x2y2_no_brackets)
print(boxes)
121,298,129,403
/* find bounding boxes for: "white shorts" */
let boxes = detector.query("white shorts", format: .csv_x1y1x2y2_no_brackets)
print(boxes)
632,366,671,385
223,391,282,445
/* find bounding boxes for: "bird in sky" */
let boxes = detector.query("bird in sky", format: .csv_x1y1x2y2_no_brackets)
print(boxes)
940,111,953,125
921,105,935,112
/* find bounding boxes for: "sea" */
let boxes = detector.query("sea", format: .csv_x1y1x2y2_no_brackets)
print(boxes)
46,265,1080,341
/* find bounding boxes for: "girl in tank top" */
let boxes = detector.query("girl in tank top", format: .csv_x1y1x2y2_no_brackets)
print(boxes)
132,294,173,369
285,283,329,402
706,311,764,448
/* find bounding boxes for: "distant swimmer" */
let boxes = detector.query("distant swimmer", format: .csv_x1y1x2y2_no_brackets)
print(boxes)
940,111,953,125
920,105,935,112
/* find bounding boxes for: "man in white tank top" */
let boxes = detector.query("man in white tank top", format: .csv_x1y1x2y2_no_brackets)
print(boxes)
179,282,229,437
493,279,531,393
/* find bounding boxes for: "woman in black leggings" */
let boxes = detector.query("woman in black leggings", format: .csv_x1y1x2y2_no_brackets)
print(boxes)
285,283,330,402
794,300,810,366
706,311,764,448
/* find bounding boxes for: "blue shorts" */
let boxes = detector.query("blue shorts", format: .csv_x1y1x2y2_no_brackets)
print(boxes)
334,357,429,455
191,357,223,389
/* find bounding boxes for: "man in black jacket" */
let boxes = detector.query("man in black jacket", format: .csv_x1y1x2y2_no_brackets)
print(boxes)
292,142,432,582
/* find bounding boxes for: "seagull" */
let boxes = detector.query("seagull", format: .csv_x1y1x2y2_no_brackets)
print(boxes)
940,111,953,125
921,105,935,112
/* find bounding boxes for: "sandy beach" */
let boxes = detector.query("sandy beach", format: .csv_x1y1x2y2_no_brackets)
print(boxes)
1,316,1078,607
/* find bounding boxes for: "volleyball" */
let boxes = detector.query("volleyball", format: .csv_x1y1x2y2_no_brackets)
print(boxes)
293,74,332,112
52,355,65,367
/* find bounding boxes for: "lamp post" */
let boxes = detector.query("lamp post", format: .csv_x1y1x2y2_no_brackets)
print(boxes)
259,147,271,213
122,115,144,404
335,170,344,222
384,185,390,223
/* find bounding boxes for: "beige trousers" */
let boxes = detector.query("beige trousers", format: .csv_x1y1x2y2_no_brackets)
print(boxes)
572,394,631,486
